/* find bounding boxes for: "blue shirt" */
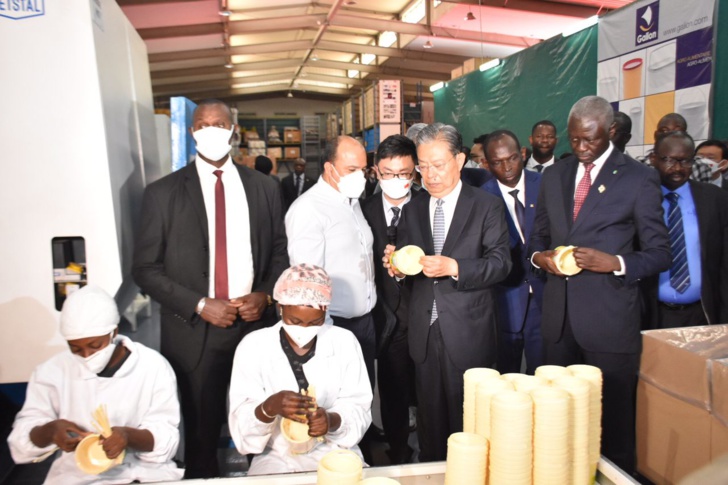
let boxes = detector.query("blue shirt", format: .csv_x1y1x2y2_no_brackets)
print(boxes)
658,183,702,304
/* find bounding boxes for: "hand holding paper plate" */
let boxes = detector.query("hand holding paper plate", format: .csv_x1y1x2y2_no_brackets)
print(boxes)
552,246,582,276
75,405,125,475
389,245,425,276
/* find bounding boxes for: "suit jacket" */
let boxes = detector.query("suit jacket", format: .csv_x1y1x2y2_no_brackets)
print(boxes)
132,162,289,371
528,149,671,354
642,180,728,326
396,183,512,370
461,167,493,188
281,172,314,210
361,191,419,354
481,170,546,333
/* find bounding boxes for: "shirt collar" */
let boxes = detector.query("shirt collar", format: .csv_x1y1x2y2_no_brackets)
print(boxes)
661,181,691,198
195,155,234,178
317,175,351,204
382,192,411,213
432,180,463,205
496,171,526,196
589,142,614,171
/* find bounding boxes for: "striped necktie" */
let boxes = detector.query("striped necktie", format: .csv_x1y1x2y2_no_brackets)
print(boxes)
431,199,444,324
665,192,690,293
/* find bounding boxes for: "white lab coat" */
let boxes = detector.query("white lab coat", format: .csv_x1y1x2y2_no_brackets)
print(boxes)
228,322,373,475
8,335,183,484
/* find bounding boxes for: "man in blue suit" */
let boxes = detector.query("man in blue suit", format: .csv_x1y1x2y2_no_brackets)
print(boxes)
481,130,545,375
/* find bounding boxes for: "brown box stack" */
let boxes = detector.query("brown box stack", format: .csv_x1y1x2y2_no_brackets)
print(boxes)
637,325,728,484
267,147,282,159
284,128,301,143
284,147,300,159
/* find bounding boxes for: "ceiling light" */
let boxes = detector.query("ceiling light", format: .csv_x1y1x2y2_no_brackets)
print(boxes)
311,54,318,61
479,58,501,71
287,91,293,98
465,11,476,21
429,81,444,92
423,40,433,49
562,15,599,37
218,10,232,16
224,62,234,69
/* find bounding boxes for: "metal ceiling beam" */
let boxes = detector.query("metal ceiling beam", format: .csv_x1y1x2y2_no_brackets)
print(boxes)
439,0,597,18
148,40,312,63
151,59,301,80
136,22,223,40
300,73,366,87
311,59,450,81
117,0,201,5
315,40,466,64
153,72,294,95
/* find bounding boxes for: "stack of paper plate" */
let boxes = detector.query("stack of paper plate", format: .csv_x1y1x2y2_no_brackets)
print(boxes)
463,368,500,433
512,374,549,393
317,449,363,485
474,378,513,440
569,364,603,481
390,245,425,276
534,365,572,384
444,432,488,485
489,391,533,485
553,375,591,485
531,387,571,485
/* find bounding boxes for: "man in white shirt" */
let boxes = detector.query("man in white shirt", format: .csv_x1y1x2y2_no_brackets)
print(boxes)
525,120,558,173
133,99,288,478
285,136,377,389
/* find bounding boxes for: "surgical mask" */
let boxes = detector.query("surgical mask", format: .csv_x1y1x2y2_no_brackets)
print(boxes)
193,126,234,161
282,322,322,348
379,177,412,200
73,333,116,374
333,167,366,199
698,156,725,175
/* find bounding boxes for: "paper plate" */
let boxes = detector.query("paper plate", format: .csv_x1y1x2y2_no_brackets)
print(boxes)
280,418,317,455
553,245,582,276
390,245,425,276
75,434,124,475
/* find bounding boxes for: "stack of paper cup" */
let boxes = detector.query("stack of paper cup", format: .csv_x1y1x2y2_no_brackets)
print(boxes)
489,391,533,485
569,364,603,481
512,374,549,393
317,449,363,485
553,375,591,485
463,368,500,433
531,387,571,485
474,378,514,440
535,365,571,384
445,432,488,485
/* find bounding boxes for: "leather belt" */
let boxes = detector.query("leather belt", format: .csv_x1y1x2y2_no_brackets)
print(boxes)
658,300,701,311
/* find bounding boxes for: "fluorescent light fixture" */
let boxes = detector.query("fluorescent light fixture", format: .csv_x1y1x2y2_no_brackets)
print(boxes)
218,10,232,16
362,53,376,65
224,62,234,69
479,58,501,71
429,82,444,92
287,91,293,98
423,40,433,49
562,15,599,37
379,31,397,48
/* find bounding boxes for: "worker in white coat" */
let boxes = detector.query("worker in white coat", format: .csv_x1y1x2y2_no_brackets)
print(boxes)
8,285,183,484
229,263,372,475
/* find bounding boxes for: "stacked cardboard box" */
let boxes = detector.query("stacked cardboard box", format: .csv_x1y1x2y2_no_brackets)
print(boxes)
637,325,728,484
284,128,301,143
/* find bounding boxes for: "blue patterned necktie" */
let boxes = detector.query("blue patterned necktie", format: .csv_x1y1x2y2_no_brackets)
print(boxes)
665,192,690,293
431,199,445,324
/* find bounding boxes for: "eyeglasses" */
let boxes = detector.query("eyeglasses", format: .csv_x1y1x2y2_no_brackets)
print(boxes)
416,155,455,174
657,156,695,168
378,171,414,180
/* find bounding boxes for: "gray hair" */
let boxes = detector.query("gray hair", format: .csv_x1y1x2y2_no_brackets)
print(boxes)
405,123,428,141
568,96,614,131
415,123,463,157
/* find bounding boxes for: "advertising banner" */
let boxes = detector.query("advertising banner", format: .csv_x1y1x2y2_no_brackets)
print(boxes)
597,0,715,157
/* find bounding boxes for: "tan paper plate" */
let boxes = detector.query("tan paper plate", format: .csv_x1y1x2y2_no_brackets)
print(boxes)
553,245,582,276
75,434,124,475
280,417,317,455
390,245,425,276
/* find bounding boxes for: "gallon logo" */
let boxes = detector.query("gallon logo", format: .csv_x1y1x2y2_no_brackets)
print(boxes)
636,2,659,45
0,0,45,20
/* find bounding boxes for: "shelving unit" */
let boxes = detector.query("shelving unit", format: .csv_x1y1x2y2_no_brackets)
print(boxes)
238,117,301,163
301,115,323,178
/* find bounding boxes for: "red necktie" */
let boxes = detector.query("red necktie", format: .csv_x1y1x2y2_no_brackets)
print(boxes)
213,170,228,300
573,163,594,221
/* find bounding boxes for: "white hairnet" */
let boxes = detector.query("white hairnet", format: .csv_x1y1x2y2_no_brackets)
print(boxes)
273,264,332,309
60,285,120,340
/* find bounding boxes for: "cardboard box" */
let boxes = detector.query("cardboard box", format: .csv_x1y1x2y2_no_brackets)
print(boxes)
284,129,301,143
451,66,463,80
463,58,477,74
266,147,282,159
637,325,728,483
284,147,300,159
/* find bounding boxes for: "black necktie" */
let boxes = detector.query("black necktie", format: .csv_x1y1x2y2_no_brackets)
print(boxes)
295,175,302,196
387,206,401,245
509,189,526,236
391,206,401,227
535,165,544,173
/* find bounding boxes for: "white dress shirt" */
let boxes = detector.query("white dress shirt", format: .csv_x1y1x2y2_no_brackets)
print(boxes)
496,174,526,243
526,155,555,172
228,322,372,475
428,180,463,239
195,156,254,299
285,178,377,319
573,143,613,198
9,336,183,485
382,193,411,226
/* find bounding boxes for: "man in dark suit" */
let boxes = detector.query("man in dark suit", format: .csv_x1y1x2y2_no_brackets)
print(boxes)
384,123,511,462
361,134,419,464
132,99,288,478
529,96,671,473
481,130,545,375
696,139,728,191
281,158,314,210
643,132,728,328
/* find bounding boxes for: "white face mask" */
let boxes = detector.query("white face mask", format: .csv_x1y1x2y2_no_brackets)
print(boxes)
193,126,234,161
333,167,366,199
282,323,322,348
73,332,116,374
380,177,412,200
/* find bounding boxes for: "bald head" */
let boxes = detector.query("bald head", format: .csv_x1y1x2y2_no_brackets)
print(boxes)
655,113,688,141
192,99,233,126
322,136,367,194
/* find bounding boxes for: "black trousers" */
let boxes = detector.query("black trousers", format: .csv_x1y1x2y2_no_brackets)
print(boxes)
496,292,544,375
415,320,466,462
544,315,640,475
331,312,376,389
657,301,707,328
377,320,415,463
164,317,265,479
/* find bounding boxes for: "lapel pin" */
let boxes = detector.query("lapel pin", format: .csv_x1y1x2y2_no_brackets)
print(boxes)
612,170,618,174
598,185,606,193
529,204,534,208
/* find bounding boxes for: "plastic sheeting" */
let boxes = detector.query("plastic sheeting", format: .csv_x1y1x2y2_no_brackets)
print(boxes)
434,26,597,157
171,96,198,172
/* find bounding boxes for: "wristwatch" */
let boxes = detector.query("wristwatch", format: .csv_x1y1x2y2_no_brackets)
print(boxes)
266,294,273,307
195,297,206,314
